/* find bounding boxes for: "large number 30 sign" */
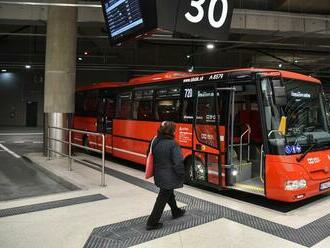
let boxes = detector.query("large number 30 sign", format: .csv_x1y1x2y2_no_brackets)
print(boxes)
185,0,229,28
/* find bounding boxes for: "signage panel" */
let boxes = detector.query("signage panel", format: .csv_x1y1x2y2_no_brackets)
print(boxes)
174,0,234,40
101,0,156,45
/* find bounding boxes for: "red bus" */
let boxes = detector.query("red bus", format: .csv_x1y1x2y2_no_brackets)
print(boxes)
73,69,330,202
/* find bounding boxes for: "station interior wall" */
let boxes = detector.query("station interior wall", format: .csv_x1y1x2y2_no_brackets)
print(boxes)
0,70,128,127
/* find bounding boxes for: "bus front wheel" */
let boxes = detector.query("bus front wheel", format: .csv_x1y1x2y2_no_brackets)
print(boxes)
184,157,205,183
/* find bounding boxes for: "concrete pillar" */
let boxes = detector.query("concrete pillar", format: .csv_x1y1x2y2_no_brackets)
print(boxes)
44,1,77,157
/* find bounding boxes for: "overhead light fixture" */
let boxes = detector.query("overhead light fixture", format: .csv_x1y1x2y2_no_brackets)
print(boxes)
1,69,7,72
206,43,215,50
188,66,194,72
186,55,191,59
294,60,299,63
78,57,83,61
84,51,88,55
25,65,31,69
278,63,283,68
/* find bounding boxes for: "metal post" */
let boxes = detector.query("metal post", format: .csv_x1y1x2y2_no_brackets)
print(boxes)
101,134,106,187
47,127,51,160
260,145,264,183
247,126,251,162
68,130,72,171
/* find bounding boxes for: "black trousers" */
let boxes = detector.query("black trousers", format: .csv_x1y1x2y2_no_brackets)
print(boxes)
147,188,180,226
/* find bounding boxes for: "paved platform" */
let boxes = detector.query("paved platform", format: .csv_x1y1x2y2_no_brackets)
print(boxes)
0,129,75,201
0,150,328,248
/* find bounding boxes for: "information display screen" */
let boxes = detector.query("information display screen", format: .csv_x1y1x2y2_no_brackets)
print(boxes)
102,0,154,45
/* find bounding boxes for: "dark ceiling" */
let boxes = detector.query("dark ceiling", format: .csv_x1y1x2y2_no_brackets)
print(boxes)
0,0,329,84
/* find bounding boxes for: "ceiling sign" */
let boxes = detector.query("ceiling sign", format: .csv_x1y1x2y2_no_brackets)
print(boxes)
175,0,234,39
100,0,234,45
101,0,157,45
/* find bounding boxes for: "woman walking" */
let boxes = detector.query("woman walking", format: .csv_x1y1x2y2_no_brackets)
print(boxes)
146,121,186,230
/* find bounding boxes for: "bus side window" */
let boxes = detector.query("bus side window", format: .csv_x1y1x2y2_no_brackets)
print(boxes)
75,91,85,115
155,87,180,122
133,89,154,121
194,89,218,148
105,98,116,119
116,92,132,119
182,98,194,123
83,90,99,117
196,90,216,124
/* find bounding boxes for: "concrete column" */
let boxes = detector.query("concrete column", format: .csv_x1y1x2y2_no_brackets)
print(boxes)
44,1,77,157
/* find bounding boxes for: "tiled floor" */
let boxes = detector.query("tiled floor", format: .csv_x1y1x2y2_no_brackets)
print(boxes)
0,153,329,248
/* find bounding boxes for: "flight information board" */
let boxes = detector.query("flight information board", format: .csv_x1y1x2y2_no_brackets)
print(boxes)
101,0,155,45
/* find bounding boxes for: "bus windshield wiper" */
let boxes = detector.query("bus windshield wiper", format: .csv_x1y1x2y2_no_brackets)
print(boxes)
296,143,316,162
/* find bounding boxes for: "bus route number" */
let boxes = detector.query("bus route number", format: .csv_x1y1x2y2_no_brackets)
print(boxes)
185,0,229,29
185,88,193,98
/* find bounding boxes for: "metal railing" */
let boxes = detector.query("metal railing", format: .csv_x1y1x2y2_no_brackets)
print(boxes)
260,144,264,183
239,124,251,165
47,126,106,187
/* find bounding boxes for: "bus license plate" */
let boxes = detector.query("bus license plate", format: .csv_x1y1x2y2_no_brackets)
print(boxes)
320,181,330,191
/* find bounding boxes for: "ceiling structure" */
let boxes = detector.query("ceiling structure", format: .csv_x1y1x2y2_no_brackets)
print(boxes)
0,0,329,84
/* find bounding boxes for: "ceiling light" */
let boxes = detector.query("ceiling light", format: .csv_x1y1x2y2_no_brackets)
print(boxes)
278,63,283,68
25,65,31,69
78,57,83,61
1,69,7,72
84,51,88,55
294,60,299,63
186,55,191,59
188,66,194,72
206,43,215,50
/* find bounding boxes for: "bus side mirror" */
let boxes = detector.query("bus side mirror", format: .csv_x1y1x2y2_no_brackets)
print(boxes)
273,86,287,106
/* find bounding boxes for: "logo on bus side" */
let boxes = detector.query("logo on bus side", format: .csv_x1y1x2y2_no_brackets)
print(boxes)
183,76,204,83
307,157,321,165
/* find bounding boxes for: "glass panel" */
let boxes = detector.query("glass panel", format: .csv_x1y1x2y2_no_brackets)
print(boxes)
195,88,218,148
83,91,99,116
196,90,216,124
156,99,180,121
137,101,153,120
262,77,330,155
117,93,132,119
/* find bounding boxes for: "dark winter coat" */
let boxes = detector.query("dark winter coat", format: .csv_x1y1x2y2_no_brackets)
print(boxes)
150,134,185,189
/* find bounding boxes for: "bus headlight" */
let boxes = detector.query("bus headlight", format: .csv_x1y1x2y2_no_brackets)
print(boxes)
285,179,307,191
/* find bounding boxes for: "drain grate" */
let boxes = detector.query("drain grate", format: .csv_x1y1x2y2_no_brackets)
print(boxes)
82,161,330,248
0,194,107,218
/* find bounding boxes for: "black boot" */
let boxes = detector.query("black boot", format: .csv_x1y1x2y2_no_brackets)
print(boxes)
146,222,163,231
172,208,186,219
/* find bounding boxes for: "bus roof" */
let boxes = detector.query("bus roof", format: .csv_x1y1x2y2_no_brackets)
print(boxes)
128,71,195,85
204,68,321,84
77,68,320,91
128,68,321,85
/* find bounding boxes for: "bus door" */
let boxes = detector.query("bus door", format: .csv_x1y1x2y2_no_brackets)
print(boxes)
225,83,265,195
191,86,228,187
97,97,116,153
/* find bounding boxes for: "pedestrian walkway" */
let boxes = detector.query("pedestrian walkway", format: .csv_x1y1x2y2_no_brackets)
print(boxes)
0,152,329,248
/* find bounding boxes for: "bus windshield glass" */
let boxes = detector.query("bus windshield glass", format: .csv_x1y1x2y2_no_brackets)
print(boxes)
261,77,330,155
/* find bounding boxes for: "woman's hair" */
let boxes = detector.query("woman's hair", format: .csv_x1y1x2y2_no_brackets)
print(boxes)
157,121,176,138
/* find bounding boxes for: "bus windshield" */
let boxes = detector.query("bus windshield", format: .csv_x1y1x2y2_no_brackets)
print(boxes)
261,77,330,155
